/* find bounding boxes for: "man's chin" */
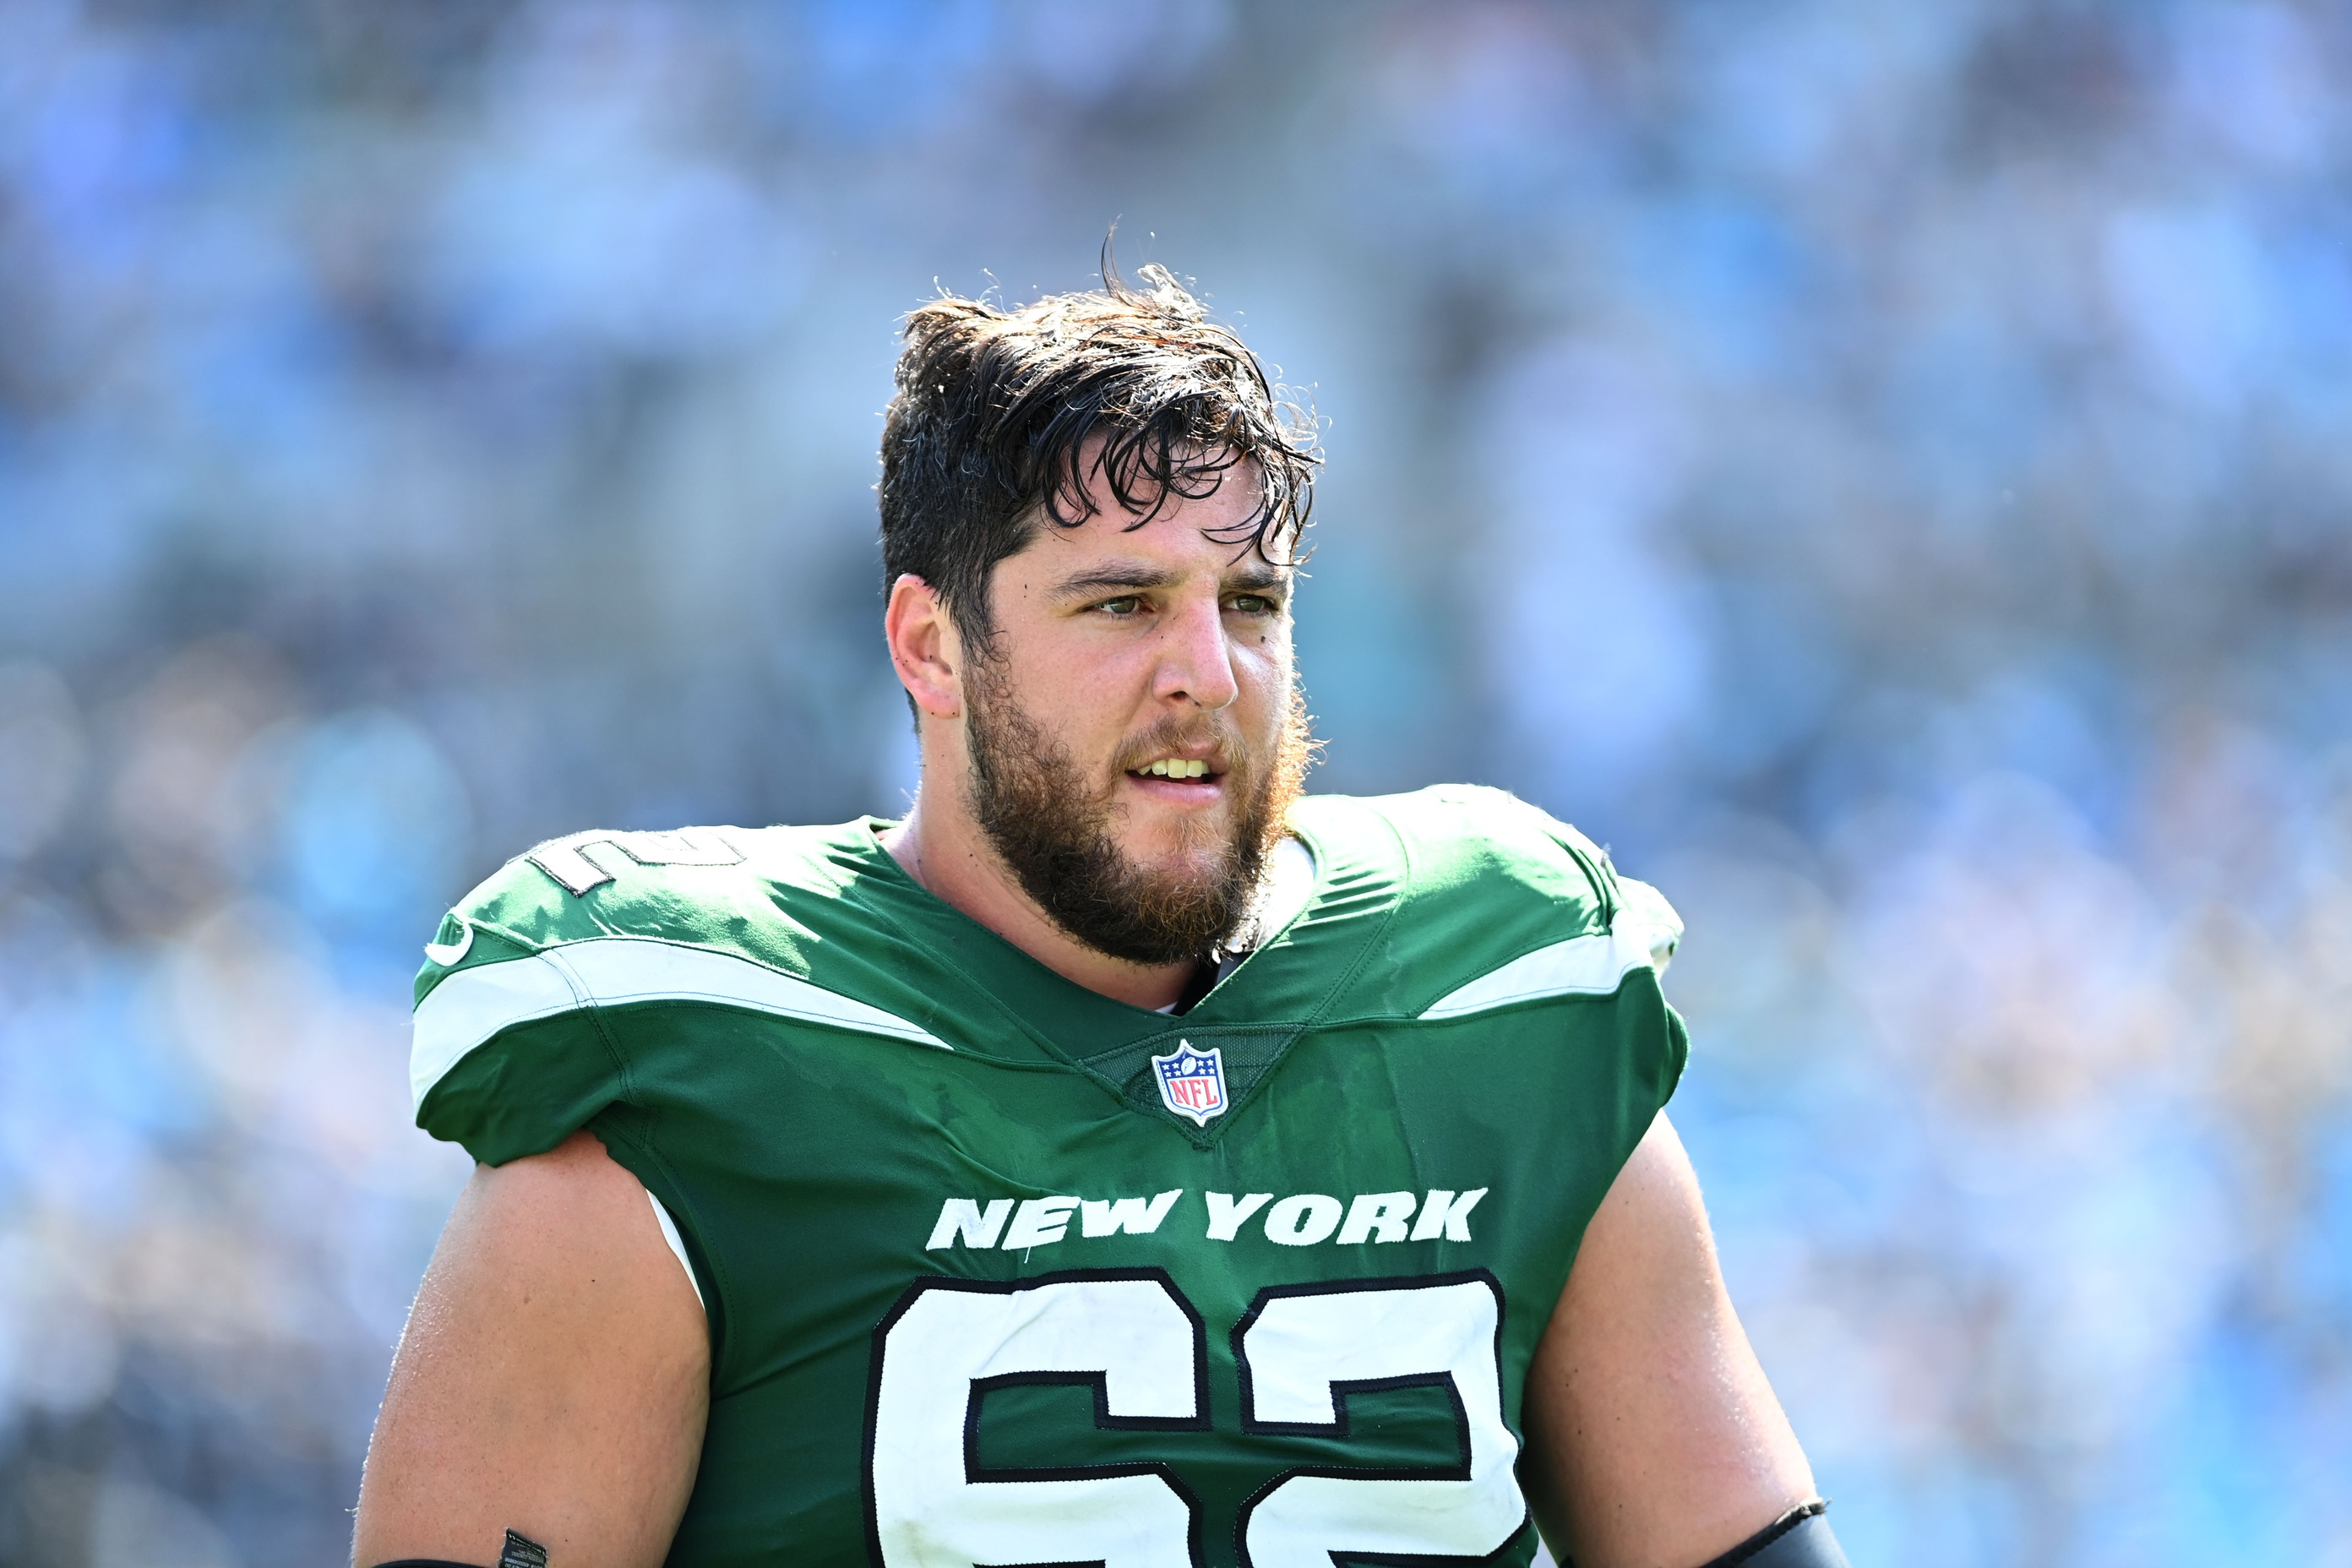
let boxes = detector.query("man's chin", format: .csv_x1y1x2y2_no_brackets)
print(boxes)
1108,819,1240,880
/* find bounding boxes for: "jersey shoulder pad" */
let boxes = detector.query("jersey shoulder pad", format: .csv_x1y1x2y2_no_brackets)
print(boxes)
1341,782,1619,935
418,825,818,979
1304,785,1677,1021
407,823,924,1165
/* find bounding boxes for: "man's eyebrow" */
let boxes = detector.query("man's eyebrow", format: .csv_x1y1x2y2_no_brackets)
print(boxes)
1048,565,1179,600
1046,560,1295,602
1223,562,1292,596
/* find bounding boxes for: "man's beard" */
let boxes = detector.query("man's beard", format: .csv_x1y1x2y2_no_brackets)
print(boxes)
963,664,1312,969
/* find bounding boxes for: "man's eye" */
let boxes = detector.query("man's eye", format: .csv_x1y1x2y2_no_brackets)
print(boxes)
1096,596,1144,617
1226,594,1278,615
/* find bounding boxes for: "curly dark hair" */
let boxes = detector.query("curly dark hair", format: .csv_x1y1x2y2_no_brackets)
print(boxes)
878,259,1320,655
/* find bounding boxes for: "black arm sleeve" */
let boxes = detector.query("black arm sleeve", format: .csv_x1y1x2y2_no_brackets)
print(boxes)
1695,1500,1851,1568
370,1524,548,1568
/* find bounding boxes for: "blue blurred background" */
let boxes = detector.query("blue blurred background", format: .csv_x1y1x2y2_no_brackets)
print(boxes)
3,3,2349,1564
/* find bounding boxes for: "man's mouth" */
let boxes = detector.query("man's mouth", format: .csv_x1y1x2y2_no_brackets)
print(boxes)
1133,757,1217,780
1128,754,1226,784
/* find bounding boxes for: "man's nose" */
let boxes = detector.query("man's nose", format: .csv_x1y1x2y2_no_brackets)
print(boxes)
1154,596,1240,710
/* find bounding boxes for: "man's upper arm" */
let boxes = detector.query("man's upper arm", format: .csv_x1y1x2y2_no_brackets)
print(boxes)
1522,1112,1817,1568
353,1130,710,1568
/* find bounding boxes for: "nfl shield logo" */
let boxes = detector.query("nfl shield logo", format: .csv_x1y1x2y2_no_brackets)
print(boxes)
1152,1040,1228,1127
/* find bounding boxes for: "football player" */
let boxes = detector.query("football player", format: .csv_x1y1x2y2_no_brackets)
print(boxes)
355,266,1846,1568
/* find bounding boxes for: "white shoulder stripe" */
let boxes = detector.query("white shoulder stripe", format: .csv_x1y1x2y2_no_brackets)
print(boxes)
1417,928,1662,1020
411,935,949,1112
411,950,583,1108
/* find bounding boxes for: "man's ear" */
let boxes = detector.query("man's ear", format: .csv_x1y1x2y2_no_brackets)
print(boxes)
885,574,964,720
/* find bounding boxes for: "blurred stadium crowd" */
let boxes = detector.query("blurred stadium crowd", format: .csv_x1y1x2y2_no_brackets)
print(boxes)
3,1,2349,1564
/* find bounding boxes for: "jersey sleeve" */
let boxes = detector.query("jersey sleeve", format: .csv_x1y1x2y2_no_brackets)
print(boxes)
409,847,629,1167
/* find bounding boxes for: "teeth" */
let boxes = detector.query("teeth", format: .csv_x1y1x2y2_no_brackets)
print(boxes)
1141,759,1211,779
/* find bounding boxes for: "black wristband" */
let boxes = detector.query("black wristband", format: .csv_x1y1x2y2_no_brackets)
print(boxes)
1695,1499,1850,1568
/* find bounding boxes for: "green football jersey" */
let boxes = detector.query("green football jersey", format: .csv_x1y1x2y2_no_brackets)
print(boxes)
410,786,1688,1568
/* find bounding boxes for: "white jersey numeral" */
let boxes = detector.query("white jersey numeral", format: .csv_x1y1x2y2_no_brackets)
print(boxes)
525,826,744,896
864,1270,1522,1568
867,1271,1206,1568
1235,1276,1522,1566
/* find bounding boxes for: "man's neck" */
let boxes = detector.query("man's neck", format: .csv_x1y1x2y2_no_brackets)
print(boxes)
879,799,1200,1011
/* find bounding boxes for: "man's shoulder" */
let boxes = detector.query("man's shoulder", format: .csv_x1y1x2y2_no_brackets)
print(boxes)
1287,786,1681,1010
408,818,950,1164
1293,783,1616,912
415,819,885,1007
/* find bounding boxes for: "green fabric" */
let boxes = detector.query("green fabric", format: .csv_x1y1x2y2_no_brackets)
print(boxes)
412,787,1687,1568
